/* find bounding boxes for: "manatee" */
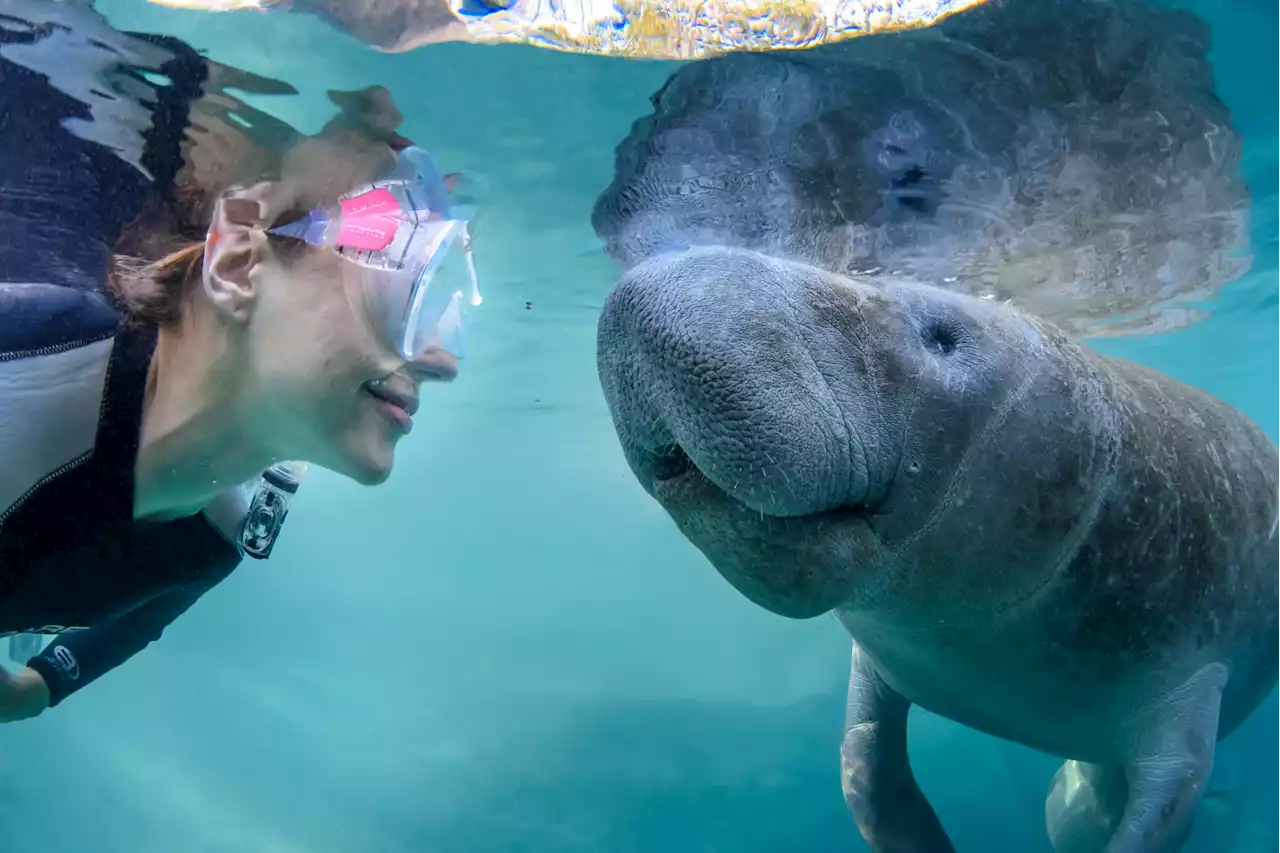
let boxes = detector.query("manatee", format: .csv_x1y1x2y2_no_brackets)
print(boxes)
590,1,1277,851
591,0,1251,339
595,245,1277,853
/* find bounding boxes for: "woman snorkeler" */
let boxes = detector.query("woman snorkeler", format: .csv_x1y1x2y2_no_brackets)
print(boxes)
0,4,479,721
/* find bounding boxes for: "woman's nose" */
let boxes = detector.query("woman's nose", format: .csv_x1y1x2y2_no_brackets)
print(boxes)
408,347,459,382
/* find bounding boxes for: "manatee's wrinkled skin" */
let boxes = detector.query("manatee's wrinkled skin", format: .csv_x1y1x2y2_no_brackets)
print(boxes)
591,0,1251,338
593,246,1278,853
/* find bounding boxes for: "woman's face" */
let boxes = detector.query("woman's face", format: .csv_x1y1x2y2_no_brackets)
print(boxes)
244,240,459,485
204,104,464,485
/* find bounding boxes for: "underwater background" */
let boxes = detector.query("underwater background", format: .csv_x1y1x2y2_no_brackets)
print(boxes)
0,0,1275,850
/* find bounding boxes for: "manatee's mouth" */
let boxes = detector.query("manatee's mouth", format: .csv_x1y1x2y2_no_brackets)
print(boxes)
645,442,875,525
641,439,880,620
651,443,698,483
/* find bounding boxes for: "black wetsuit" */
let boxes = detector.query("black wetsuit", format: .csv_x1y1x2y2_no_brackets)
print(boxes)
0,5,251,707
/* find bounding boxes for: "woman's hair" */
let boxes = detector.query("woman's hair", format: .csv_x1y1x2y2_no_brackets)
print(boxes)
107,186,309,328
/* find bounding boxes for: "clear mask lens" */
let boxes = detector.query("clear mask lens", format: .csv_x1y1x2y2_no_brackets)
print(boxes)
394,218,479,360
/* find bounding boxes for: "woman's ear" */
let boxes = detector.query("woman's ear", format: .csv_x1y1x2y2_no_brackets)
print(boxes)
203,183,273,323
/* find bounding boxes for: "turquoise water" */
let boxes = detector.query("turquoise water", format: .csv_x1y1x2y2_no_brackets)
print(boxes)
0,1,1275,851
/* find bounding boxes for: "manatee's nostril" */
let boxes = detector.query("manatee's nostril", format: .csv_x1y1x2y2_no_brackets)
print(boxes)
652,444,696,482
923,320,960,356
892,164,927,186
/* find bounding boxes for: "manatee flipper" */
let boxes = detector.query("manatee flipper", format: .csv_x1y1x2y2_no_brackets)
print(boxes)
1046,760,1129,853
1104,663,1229,853
840,640,955,853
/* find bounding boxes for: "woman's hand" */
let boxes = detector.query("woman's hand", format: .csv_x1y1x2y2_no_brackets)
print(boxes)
0,666,51,723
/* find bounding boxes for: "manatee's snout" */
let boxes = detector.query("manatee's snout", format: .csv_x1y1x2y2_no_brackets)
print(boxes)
596,247,876,519
595,245,1036,619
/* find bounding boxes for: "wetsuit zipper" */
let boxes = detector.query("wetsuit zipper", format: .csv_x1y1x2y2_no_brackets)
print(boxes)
0,333,112,363
0,450,94,531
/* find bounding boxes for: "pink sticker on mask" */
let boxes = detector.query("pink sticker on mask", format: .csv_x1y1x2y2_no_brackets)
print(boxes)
337,188,404,251
341,187,401,218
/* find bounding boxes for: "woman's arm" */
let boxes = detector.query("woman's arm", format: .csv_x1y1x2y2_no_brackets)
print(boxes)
22,571,234,711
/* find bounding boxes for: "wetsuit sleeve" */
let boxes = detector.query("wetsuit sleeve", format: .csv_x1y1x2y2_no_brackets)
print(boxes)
25,578,222,707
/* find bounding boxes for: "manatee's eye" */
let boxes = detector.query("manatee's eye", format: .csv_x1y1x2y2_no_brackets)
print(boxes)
922,318,961,356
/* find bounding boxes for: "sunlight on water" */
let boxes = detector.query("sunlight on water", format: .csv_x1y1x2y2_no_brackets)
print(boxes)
144,0,991,58
0,0,1274,851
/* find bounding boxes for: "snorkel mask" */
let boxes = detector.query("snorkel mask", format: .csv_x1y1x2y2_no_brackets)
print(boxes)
268,145,483,360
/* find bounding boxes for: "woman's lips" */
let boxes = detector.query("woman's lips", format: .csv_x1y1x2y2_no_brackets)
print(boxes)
364,382,417,432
